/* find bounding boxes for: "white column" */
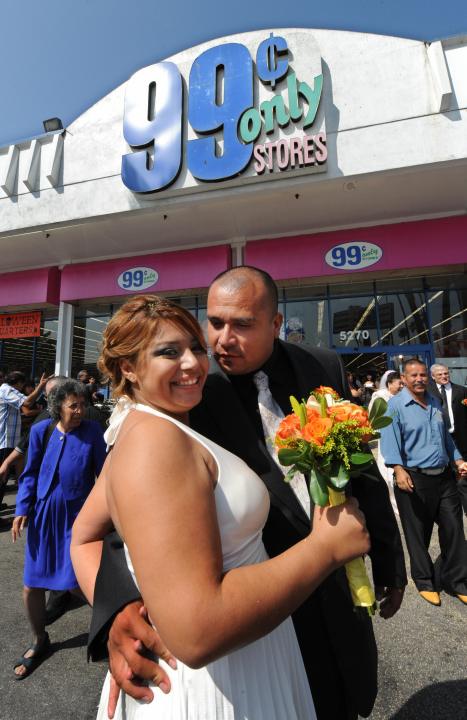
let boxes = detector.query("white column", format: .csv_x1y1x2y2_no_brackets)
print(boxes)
54,302,74,376
230,241,245,267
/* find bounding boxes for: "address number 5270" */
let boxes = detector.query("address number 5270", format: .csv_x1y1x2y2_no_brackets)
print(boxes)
339,330,370,341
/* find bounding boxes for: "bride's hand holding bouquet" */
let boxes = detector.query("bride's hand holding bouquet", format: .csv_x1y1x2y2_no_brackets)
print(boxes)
275,386,392,615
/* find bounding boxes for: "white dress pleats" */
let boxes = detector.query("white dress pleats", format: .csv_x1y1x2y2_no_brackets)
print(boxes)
96,402,316,720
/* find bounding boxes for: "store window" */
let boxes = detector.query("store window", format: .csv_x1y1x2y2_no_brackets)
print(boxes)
35,317,59,374
330,295,377,348
0,309,58,379
326,280,374,296
71,305,113,379
376,291,428,346
283,300,328,346
282,286,327,346
427,279,467,386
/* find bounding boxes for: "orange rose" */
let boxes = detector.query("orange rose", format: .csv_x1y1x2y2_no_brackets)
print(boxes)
302,417,334,446
348,406,370,428
276,413,302,443
314,386,339,399
327,403,354,422
306,407,322,422
328,403,369,428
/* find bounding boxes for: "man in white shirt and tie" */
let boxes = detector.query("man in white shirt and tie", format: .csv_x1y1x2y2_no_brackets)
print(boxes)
430,364,467,514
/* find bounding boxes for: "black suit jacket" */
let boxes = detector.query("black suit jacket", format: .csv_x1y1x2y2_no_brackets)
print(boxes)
88,341,406,717
429,380,467,458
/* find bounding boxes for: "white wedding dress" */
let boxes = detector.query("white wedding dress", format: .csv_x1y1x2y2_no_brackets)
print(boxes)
96,401,316,720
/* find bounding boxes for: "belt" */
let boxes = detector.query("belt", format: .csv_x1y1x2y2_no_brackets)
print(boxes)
409,466,447,476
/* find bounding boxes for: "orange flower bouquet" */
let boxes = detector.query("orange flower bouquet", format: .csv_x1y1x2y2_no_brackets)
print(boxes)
275,386,392,615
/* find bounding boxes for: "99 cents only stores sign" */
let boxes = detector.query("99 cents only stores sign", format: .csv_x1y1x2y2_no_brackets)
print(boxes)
121,31,327,194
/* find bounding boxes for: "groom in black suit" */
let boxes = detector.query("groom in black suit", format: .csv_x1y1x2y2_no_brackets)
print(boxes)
429,363,467,514
89,266,406,720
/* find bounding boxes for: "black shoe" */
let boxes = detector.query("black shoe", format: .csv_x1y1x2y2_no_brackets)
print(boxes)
45,590,71,625
13,632,51,680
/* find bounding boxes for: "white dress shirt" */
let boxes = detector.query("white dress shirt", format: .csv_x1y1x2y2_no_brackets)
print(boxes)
437,382,454,432
0,383,26,449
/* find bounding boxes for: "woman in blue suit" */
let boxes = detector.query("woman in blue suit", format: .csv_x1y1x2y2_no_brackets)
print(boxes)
12,379,106,678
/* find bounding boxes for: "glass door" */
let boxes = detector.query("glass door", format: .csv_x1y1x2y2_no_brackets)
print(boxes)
385,345,434,373
337,349,387,377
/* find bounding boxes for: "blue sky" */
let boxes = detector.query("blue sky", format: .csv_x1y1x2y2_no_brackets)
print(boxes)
1,0,466,147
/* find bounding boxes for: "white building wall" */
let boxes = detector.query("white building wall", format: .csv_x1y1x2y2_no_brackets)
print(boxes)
0,29,466,236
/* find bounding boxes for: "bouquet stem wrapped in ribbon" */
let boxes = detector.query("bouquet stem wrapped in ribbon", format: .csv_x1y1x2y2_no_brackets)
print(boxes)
275,387,392,615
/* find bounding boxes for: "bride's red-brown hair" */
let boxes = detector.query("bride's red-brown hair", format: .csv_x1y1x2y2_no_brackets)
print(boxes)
98,295,207,400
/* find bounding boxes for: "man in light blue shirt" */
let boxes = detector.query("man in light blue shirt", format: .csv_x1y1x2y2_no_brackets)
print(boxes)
0,371,49,510
381,358,467,607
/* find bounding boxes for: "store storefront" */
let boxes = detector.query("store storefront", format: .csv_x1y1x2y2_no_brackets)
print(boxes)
0,267,60,378
246,216,467,384
0,28,466,384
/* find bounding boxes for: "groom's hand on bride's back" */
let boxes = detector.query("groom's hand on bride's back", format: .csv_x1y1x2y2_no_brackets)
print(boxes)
107,600,177,718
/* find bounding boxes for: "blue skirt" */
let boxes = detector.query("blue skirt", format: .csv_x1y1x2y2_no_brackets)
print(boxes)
24,475,84,590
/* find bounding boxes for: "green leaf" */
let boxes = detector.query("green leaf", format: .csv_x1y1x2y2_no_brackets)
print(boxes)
369,397,388,422
371,416,393,430
290,395,307,428
349,462,374,476
349,452,374,465
329,463,350,489
305,444,315,462
278,448,304,466
296,461,312,473
290,395,301,415
309,468,329,507
317,393,328,419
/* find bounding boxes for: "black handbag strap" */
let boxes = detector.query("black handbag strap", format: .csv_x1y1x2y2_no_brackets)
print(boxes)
42,419,58,455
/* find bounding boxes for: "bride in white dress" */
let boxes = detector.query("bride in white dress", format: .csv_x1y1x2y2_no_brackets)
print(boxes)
71,295,370,720
368,370,403,515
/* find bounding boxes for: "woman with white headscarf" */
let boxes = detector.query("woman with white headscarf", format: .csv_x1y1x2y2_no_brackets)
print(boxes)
369,371,403,515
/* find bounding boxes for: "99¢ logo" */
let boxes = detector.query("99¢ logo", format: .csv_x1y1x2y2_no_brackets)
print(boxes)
122,34,324,193
325,243,383,271
117,267,159,291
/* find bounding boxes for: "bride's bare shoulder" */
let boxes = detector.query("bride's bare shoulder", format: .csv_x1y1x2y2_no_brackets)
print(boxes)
113,408,195,460
108,409,216,496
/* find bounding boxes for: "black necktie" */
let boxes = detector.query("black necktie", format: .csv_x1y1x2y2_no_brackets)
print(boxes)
439,385,451,428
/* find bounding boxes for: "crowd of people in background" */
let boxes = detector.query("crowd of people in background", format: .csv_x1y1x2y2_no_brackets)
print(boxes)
346,369,399,406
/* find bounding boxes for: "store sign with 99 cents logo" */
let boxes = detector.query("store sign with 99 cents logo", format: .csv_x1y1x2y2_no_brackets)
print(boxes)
325,242,383,271
117,267,159,292
121,30,327,194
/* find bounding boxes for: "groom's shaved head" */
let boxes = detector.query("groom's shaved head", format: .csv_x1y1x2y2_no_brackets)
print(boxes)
210,266,278,318
207,265,283,375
